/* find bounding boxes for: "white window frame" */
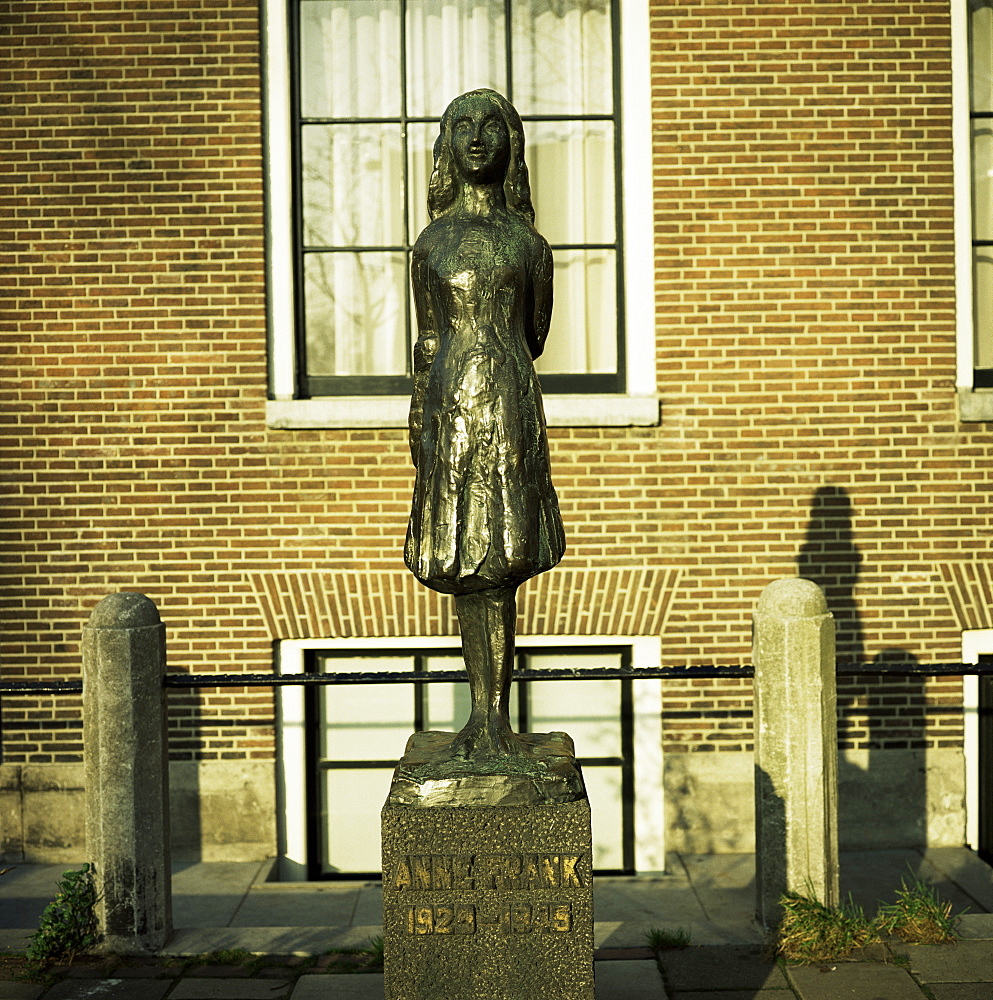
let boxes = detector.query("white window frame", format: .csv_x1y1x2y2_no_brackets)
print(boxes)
261,0,659,429
276,634,665,880
962,629,991,850
953,0,993,420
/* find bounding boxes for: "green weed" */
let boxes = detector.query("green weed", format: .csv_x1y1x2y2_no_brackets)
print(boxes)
775,875,964,963
192,949,256,966
776,891,880,964
25,864,100,970
366,933,385,965
644,925,692,951
876,875,961,945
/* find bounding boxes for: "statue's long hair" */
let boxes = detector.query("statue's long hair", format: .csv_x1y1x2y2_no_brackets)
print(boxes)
427,89,535,224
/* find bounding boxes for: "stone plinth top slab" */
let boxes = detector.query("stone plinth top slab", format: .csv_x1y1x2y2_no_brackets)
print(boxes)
387,730,587,807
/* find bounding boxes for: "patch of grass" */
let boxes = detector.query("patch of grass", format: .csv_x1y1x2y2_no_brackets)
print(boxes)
644,925,692,951
366,933,385,967
179,949,266,976
192,948,256,966
0,952,47,984
876,875,961,945
24,864,100,971
776,892,881,964
775,876,964,964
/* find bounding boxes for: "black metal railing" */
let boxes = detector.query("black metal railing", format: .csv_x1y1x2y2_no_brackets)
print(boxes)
3,655,992,694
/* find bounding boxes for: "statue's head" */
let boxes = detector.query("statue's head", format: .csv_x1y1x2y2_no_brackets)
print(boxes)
428,89,535,224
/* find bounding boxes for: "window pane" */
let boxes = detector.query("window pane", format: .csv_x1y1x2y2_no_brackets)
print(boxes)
976,248,993,368
511,0,612,116
974,125,993,242
528,120,615,244
305,252,408,376
583,766,624,869
324,768,394,872
300,0,401,118
302,125,405,248
536,250,618,375
526,653,621,755
423,655,520,731
319,655,414,760
406,0,507,118
524,651,625,870
423,654,468,732
972,2,993,113
406,121,436,241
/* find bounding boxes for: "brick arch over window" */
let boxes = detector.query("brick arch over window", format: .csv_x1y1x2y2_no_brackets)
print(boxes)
250,567,681,640
941,562,993,632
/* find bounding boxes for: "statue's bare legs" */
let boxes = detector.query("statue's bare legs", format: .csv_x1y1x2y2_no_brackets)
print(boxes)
450,586,530,761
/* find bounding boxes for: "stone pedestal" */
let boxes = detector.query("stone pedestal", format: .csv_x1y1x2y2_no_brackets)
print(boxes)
382,731,594,1000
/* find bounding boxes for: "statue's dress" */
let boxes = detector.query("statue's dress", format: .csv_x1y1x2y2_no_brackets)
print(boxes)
405,218,565,595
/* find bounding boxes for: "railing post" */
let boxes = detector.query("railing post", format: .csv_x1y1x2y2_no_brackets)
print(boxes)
752,578,839,929
83,592,172,953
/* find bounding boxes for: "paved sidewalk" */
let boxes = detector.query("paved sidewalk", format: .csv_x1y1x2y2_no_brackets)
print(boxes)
2,849,991,998
3,940,993,999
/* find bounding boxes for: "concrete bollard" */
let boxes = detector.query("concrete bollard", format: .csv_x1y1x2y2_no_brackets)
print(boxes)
83,592,172,954
752,578,839,929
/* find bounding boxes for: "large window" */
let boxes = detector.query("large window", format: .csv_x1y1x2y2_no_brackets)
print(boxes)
298,0,619,397
956,2,993,417
263,0,657,427
304,647,633,878
276,635,665,879
969,2,993,387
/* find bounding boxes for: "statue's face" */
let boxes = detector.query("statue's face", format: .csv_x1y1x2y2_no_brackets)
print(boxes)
448,95,510,184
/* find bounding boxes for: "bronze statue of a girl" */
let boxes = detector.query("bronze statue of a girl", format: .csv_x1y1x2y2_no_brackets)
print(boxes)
405,89,565,767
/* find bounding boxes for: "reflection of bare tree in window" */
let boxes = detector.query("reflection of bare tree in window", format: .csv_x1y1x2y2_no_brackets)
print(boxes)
511,0,611,116
304,252,406,377
301,125,406,377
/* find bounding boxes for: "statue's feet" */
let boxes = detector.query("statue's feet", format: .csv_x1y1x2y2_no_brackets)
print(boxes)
446,718,534,767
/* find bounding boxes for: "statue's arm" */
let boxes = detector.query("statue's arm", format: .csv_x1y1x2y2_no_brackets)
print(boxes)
409,251,439,465
527,237,554,360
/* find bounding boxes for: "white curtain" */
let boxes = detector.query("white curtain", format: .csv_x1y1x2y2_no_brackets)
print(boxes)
304,252,407,376
301,2,406,376
972,2,993,113
511,0,611,116
300,1,401,118
406,0,506,117
536,250,617,375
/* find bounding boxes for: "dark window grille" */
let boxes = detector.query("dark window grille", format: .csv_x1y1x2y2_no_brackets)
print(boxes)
301,645,635,880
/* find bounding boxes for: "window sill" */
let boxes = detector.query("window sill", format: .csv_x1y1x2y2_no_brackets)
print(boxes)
266,394,661,430
958,388,993,422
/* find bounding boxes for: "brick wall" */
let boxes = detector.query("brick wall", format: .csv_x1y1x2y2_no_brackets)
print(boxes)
2,1,989,768
646,1,980,753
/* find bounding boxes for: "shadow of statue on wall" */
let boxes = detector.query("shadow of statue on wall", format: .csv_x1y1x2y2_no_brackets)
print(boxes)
797,485,864,664
796,485,928,864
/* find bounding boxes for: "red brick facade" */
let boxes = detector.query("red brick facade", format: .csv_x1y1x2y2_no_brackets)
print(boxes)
2,2,989,779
